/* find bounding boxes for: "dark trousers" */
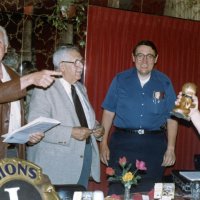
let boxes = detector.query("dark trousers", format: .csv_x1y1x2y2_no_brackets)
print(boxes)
108,130,167,195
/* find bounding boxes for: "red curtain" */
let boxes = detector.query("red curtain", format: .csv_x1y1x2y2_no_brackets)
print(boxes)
85,5,200,194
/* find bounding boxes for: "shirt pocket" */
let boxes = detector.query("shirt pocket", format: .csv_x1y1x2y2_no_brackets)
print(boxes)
150,91,167,114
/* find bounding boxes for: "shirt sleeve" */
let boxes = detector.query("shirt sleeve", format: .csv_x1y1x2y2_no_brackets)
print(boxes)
102,76,118,112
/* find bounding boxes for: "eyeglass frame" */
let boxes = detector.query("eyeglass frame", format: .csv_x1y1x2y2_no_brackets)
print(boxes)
60,59,85,67
134,53,156,62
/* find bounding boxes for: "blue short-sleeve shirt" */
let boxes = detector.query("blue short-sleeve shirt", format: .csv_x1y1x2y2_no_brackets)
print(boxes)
102,67,176,130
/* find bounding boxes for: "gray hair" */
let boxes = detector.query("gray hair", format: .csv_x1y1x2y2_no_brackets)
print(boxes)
0,26,9,47
53,45,80,70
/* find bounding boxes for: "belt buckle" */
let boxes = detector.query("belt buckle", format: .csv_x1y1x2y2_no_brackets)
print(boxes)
138,129,144,135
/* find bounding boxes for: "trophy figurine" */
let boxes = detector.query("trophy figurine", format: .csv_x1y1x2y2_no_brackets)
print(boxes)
171,82,197,120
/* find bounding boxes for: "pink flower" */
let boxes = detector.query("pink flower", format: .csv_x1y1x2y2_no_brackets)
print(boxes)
106,167,115,176
136,160,147,171
119,156,127,167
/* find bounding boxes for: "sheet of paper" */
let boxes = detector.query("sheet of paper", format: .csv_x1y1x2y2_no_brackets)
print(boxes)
2,116,60,144
179,171,200,181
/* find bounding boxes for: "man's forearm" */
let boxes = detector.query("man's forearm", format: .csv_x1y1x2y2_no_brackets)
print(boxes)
20,74,34,90
101,110,115,144
167,118,178,150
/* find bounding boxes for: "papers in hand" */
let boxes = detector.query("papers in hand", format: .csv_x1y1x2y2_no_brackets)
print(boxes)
180,171,200,181
2,117,60,144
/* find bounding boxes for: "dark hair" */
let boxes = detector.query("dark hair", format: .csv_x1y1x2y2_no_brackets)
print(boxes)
133,40,158,56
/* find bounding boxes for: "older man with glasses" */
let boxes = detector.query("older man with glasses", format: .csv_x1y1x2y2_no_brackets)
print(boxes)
100,40,178,195
27,45,104,188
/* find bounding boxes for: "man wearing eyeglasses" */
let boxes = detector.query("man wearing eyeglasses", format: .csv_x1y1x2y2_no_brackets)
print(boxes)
27,45,104,188
100,40,178,194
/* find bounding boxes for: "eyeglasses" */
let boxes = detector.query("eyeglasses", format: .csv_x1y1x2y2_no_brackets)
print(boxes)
135,53,156,62
61,59,85,67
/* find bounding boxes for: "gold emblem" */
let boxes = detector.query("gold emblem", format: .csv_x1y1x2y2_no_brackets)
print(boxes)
0,158,60,200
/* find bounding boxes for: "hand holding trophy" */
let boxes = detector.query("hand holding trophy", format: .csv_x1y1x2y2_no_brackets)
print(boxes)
171,82,197,120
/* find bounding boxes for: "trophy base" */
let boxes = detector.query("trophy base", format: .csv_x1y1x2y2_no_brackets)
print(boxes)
170,110,190,121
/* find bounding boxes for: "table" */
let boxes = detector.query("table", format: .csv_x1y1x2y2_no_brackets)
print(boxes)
105,191,191,200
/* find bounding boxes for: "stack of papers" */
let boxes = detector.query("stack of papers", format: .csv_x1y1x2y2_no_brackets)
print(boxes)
179,171,200,181
2,117,60,144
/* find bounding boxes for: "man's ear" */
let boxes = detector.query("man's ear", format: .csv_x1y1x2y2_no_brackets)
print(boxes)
132,53,136,63
154,54,159,64
4,45,8,53
59,63,65,72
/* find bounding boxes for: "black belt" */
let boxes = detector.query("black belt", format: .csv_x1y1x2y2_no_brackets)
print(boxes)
115,127,163,135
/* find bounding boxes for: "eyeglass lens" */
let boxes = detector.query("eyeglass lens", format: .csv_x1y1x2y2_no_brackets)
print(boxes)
135,53,155,61
75,59,85,67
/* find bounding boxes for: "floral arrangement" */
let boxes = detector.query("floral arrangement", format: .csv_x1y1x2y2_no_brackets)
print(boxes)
106,156,147,189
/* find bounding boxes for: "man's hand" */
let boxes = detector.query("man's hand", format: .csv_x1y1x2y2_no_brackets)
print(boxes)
161,148,176,167
21,70,62,89
91,125,104,138
175,92,182,106
100,142,110,166
28,132,44,145
71,127,91,141
175,92,199,118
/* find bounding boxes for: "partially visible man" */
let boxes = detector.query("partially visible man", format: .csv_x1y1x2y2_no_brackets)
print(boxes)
0,26,61,159
27,45,103,188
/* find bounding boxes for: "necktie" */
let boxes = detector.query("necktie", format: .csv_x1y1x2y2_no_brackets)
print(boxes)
71,85,90,143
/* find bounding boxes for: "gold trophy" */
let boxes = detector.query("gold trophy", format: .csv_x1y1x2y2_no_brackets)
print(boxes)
171,82,197,120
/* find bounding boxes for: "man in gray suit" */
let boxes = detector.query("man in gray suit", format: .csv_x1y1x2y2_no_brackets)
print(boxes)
27,45,103,188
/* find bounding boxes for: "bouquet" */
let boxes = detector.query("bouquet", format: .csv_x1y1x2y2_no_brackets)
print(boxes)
106,156,147,192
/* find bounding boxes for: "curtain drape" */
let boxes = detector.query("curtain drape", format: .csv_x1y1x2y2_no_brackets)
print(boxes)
85,5,200,194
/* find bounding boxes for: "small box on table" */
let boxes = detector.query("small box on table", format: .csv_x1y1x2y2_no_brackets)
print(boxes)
154,183,175,199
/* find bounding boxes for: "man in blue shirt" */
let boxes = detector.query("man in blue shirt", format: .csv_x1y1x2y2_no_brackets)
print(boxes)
100,40,178,194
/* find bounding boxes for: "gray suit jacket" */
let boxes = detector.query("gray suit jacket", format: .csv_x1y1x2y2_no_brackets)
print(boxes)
27,79,100,184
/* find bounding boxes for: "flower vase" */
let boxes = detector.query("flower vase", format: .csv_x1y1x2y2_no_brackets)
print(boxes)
124,185,131,200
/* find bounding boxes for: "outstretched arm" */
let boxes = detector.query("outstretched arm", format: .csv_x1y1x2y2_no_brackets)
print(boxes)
0,70,62,103
20,70,62,90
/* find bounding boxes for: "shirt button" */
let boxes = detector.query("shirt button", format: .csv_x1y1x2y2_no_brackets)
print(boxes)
80,155,84,158
141,103,144,106
140,114,143,117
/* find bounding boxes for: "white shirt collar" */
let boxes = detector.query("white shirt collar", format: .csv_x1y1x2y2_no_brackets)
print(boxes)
1,63,11,82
